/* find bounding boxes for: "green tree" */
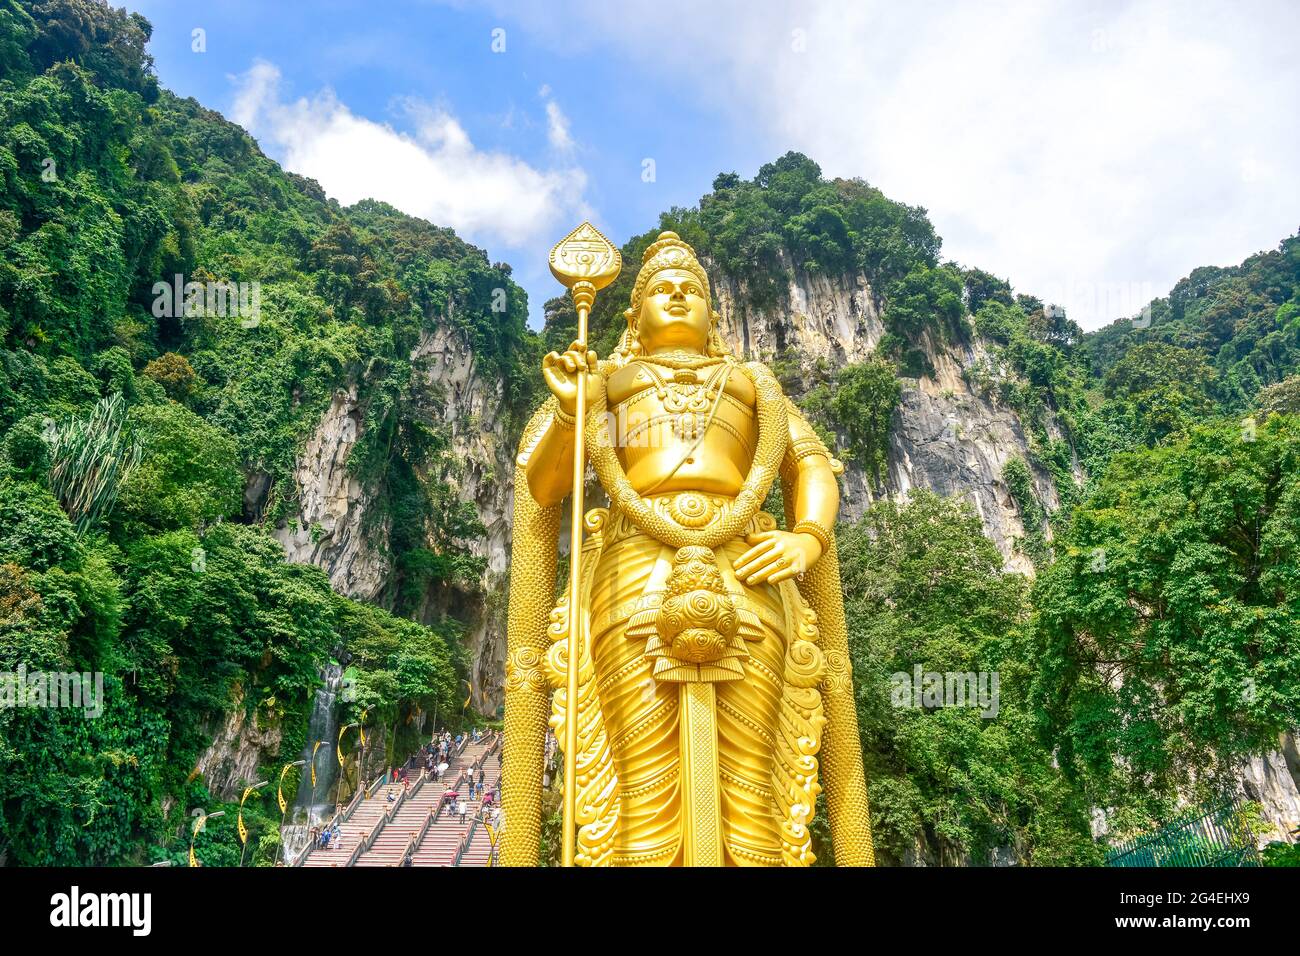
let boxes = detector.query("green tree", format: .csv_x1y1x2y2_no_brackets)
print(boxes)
838,491,1099,865
1028,415,1300,830
114,400,241,534
827,357,900,486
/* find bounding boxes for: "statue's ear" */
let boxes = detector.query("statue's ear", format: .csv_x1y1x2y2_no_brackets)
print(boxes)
618,308,641,358
707,311,731,357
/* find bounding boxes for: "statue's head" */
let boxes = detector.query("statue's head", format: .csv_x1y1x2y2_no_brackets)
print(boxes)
619,231,730,360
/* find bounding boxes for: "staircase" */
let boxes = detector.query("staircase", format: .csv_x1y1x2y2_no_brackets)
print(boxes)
455,754,502,867
294,732,501,868
300,779,403,867
354,740,483,867
407,735,501,866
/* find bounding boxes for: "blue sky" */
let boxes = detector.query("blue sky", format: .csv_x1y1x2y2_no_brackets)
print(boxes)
127,0,765,326
125,1,1300,330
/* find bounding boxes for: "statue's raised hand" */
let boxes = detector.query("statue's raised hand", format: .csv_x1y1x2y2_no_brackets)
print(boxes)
542,340,602,416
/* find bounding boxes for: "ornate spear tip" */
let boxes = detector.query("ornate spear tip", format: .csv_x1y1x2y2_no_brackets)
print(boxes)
549,221,622,291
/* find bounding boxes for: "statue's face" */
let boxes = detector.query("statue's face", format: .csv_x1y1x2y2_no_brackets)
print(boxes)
637,268,711,353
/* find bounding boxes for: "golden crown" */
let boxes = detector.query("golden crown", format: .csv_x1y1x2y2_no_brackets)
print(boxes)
628,231,711,314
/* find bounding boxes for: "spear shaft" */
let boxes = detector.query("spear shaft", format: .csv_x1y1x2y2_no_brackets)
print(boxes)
547,221,621,868
561,283,594,868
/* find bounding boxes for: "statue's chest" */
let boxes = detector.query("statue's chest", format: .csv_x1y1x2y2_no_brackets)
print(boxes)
605,363,757,489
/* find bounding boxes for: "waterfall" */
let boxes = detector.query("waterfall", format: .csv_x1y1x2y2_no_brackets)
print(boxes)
282,660,344,862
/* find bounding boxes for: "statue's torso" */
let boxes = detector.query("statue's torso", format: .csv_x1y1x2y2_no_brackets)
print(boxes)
605,358,756,497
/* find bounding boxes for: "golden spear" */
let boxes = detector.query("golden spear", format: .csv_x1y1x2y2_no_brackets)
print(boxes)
547,222,621,866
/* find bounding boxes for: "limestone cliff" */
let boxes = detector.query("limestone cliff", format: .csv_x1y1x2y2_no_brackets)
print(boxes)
191,683,284,801
710,249,1058,575
271,385,390,602
405,319,516,710
271,321,516,713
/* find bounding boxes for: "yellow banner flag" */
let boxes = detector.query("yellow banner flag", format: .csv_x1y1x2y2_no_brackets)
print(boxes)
278,763,294,816
238,786,254,845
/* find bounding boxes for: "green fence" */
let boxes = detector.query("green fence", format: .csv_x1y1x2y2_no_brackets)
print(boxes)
1105,798,1261,867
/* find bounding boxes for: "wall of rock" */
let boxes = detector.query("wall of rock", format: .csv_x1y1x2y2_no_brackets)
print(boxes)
268,320,517,714
710,250,1057,574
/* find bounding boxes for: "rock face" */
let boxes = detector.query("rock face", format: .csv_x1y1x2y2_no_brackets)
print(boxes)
270,323,516,713
1235,732,1300,845
711,252,1056,574
885,344,1055,577
193,683,284,800
406,321,516,710
272,385,390,602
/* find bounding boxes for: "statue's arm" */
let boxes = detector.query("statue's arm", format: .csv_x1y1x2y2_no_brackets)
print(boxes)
526,341,602,508
783,406,840,549
736,387,841,586
525,414,577,508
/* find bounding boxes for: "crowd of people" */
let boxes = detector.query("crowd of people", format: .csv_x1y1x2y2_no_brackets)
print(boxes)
306,726,504,866
311,821,341,851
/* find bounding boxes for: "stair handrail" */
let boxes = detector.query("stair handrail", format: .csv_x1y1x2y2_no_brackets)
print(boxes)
345,785,361,816
453,816,477,866
347,807,385,865
348,766,431,866
397,796,437,866
294,764,379,867
346,787,399,867
287,837,313,868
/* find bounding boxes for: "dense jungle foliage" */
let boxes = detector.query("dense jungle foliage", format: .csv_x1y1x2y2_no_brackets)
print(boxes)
0,0,537,865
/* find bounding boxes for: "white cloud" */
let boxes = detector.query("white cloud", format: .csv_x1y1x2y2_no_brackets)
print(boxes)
230,60,588,249
544,97,574,153
471,0,1300,328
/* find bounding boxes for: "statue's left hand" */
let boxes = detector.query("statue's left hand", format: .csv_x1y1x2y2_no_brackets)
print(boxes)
733,530,823,586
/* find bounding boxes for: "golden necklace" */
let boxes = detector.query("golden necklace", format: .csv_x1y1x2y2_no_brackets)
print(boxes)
584,361,788,549
635,350,726,370
637,361,729,441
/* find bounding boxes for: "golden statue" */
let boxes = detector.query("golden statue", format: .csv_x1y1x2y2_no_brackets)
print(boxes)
501,225,874,866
